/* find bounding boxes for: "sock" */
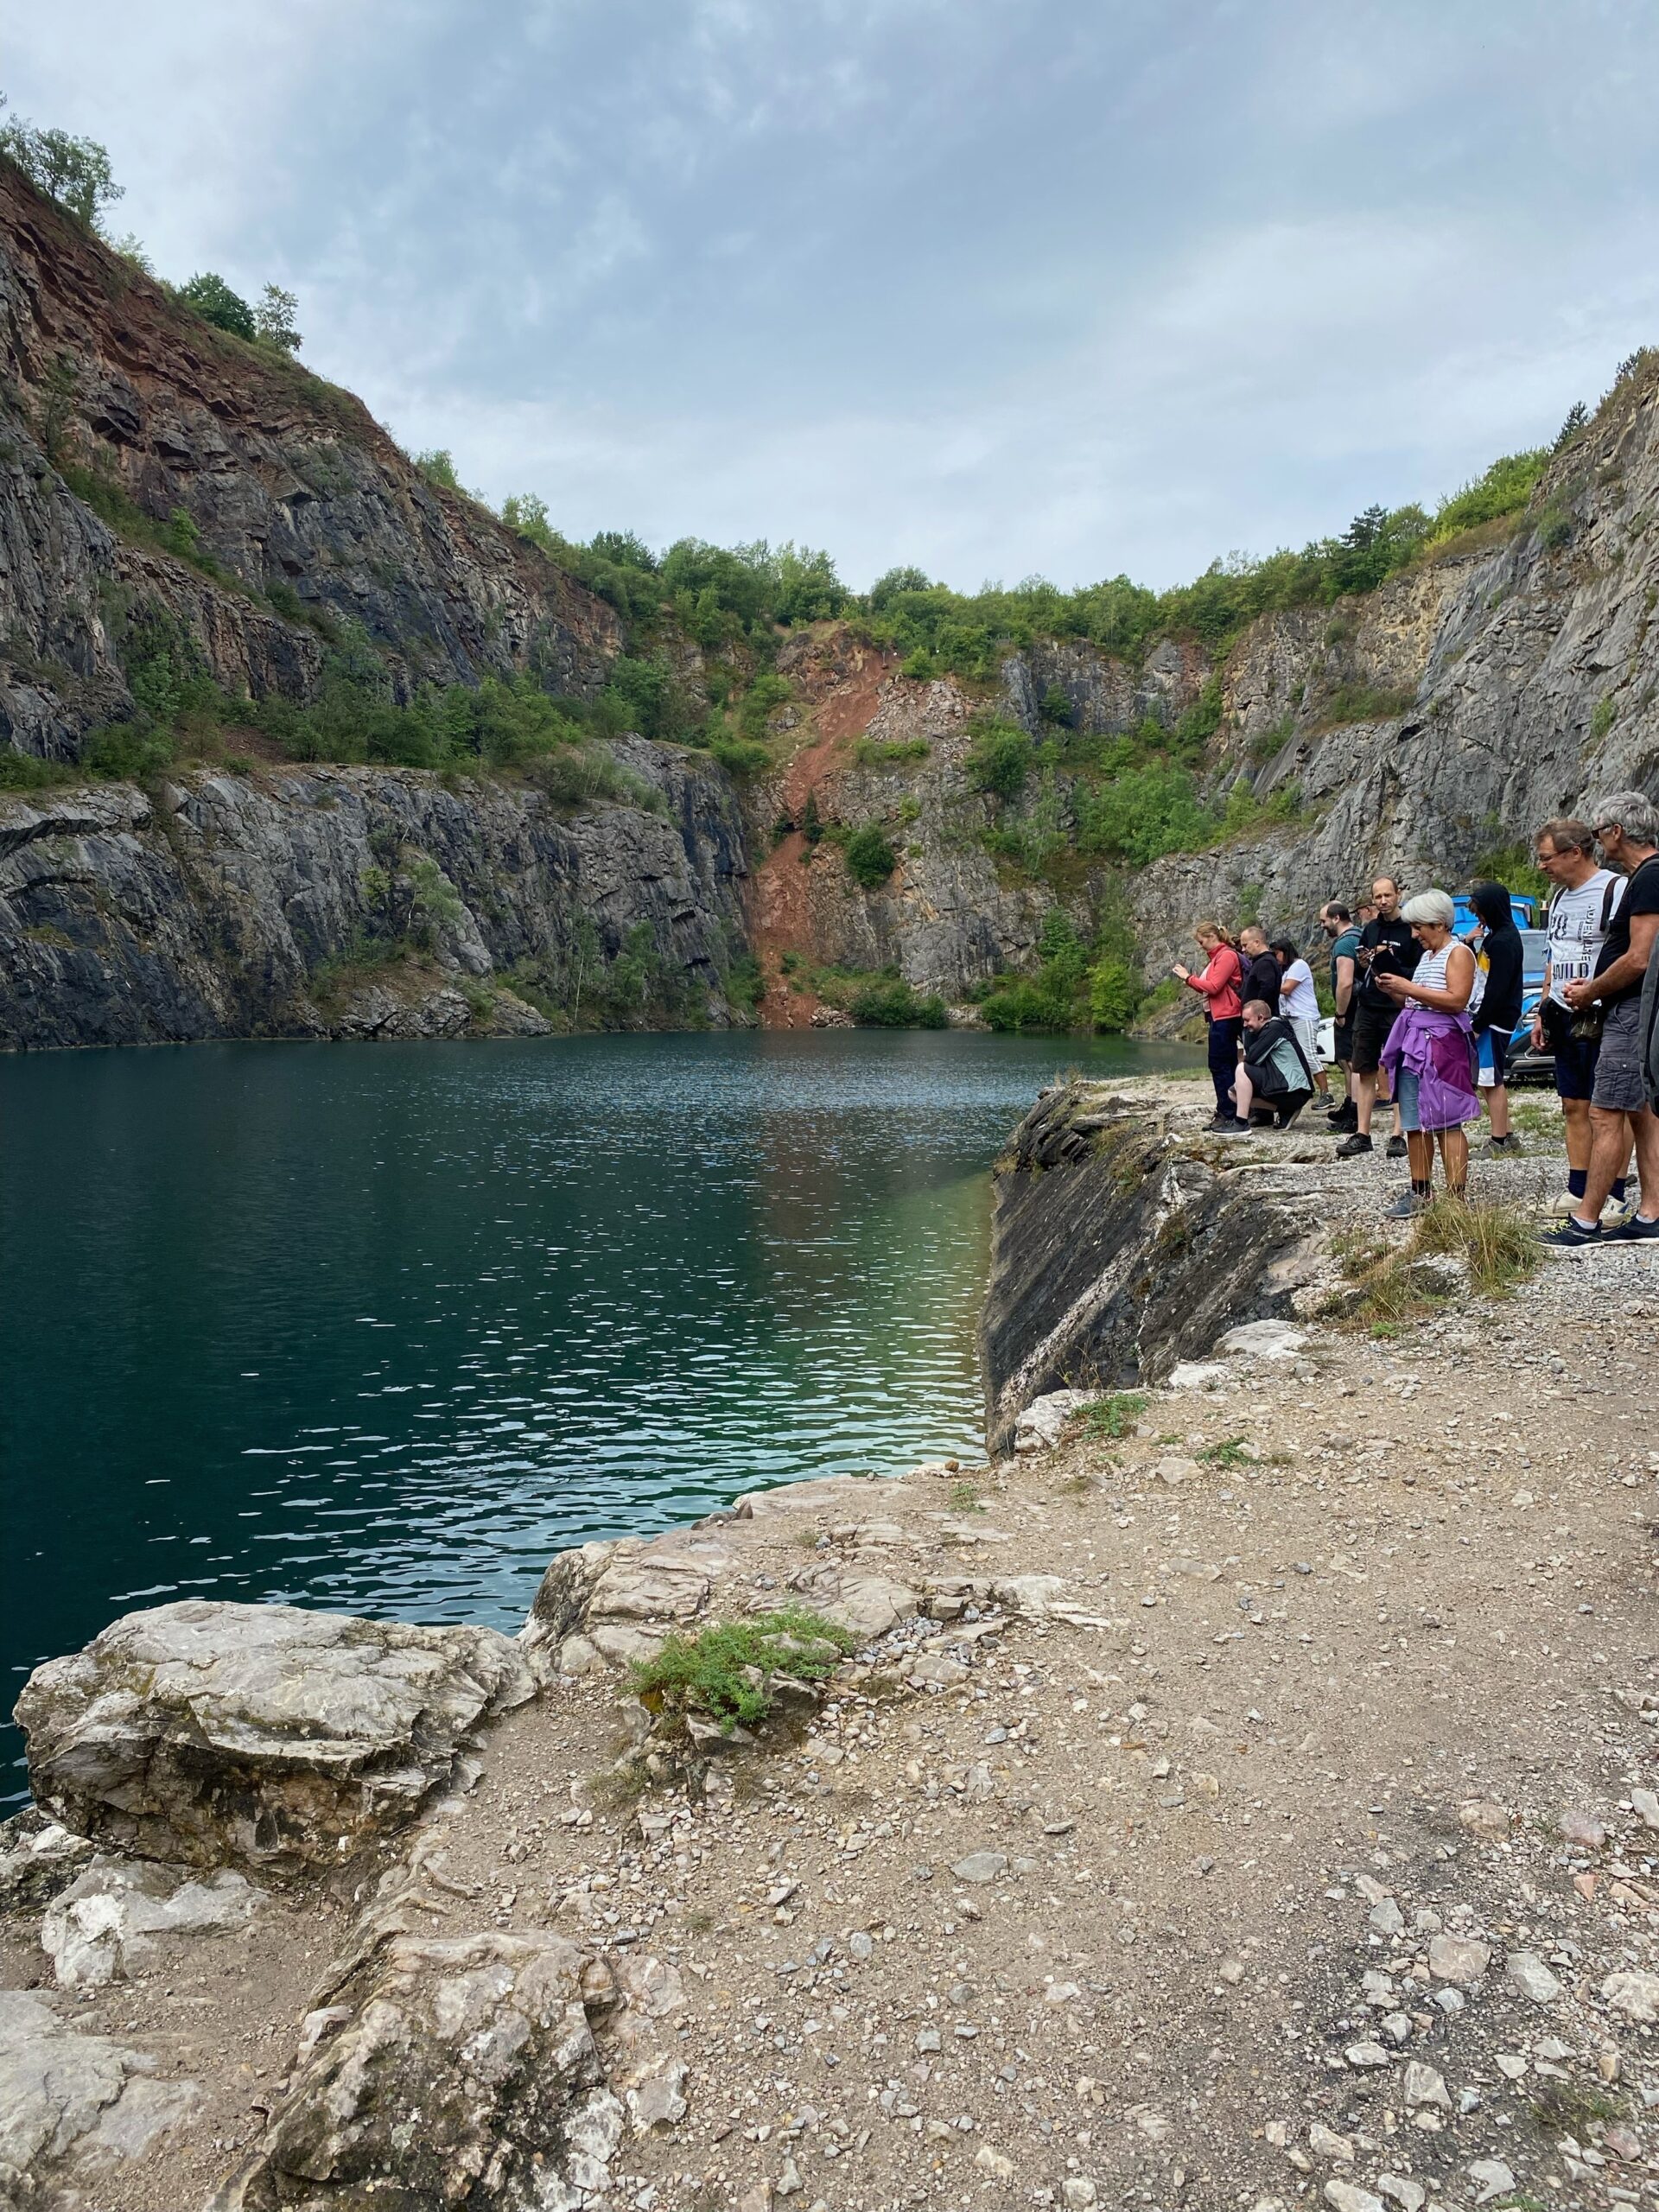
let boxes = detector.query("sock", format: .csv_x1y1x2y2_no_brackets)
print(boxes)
1611,1176,1628,1203
1412,1179,1432,1197
1568,1168,1587,1200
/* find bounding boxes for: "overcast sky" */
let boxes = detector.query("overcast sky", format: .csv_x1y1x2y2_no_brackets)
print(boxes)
10,2,1659,591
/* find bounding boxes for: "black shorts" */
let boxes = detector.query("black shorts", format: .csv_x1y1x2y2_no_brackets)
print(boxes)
1332,1018,1355,1065
1552,1023,1601,1103
1350,999,1399,1075
1478,1025,1510,1086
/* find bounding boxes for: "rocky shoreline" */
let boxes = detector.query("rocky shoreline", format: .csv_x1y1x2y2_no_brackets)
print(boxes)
5,1077,1659,2212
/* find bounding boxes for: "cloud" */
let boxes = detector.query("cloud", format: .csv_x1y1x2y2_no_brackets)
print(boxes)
8,0,1659,590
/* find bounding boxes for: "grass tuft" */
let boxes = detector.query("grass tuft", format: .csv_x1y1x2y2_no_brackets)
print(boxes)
1079,1391,1147,1440
626,1605,856,1734
1334,1196,1540,1330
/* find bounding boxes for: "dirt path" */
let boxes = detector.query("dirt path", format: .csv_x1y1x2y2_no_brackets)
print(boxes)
748,641,894,1028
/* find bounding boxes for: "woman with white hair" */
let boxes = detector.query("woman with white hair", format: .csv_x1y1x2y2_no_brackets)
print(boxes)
1372,889,1479,1216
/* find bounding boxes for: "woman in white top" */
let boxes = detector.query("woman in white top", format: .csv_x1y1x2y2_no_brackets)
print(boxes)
1272,938,1328,1100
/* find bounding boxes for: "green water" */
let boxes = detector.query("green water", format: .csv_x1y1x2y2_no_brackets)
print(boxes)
0,1028,1195,1795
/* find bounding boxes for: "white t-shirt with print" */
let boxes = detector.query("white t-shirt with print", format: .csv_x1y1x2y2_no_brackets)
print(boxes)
1279,958,1319,1022
1546,869,1622,1005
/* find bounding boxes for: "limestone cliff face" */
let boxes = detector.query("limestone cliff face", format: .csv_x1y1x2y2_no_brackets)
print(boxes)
0,164,619,760
747,626,1205,1013
0,740,748,1048
1128,371,1659,974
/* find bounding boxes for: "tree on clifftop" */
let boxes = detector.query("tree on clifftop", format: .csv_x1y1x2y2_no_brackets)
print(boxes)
179,272,257,340
0,101,124,231
255,284,302,353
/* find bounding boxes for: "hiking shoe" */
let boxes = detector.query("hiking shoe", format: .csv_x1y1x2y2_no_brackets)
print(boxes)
1385,1135,1408,1160
1541,1217,1602,1248
1487,1133,1522,1153
1204,1113,1239,1131
1334,1133,1373,1158
1386,1191,1428,1218
1274,1102,1307,1129
1211,1116,1251,1136
1605,1212,1659,1242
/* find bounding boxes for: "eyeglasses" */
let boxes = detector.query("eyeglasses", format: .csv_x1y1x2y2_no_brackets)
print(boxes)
1594,823,1618,840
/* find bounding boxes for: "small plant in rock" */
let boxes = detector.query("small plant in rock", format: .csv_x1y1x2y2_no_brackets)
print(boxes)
626,1606,856,1734
1198,1437,1254,1468
948,1478,984,1514
1080,1392,1147,1440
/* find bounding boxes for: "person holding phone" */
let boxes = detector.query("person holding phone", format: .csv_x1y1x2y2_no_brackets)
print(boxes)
1336,876,1414,1160
1172,922,1243,1128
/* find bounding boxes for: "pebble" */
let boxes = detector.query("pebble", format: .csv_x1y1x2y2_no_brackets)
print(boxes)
1427,1934,1491,1985
1322,2184,1384,2212
1468,2157,1516,2204
1402,2061,1449,2110
1377,2180,1425,2212
1602,1970,1659,2022
950,1852,1007,1885
1504,1951,1562,2004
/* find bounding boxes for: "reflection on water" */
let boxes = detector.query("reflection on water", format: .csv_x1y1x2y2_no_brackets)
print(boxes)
0,1027,1195,1790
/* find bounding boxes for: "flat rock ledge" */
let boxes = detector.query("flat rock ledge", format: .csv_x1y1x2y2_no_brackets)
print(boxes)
16,1599,541,1872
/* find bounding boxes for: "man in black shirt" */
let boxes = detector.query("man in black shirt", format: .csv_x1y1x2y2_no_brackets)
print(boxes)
1469,880,1524,1152
1548,791,1659,1243
1336,874,1414,1159
1237,925,1281,1014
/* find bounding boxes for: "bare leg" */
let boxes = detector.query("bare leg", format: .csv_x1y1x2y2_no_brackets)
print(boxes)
1354,1067,1381,1137
1561,1095,1593,1177
1437,1126,1469,1196
1406,1131,1435,1190
1634,1109,1659,1218
1232,1067,1256,1123
1573,1107,1630,1226
1484,1082,1511,1141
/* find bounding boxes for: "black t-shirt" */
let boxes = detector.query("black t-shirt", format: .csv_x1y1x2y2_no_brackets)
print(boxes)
1357,915,1415,1007
1473,923,1523,1035
1242,950,1281,1012
1595,853,1659,1003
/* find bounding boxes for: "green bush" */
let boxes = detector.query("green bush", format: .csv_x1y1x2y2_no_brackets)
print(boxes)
626,1606,856,1734
1077,762,1213,865
178,272,256,340
964,716,1032,800
83,723,175,780
843,823,897,887
415,448,461,491
1428,449,1548,543
1088,955,1141,1031
0,750,79,792
849,977,947,1027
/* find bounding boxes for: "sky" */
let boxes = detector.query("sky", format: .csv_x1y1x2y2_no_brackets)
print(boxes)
9,1,1659,593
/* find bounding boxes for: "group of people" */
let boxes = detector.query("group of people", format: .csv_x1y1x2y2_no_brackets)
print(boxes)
1169,789,1659,1238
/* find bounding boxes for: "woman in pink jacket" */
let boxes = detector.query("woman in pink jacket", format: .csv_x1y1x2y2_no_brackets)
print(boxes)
1173,922,1244,1128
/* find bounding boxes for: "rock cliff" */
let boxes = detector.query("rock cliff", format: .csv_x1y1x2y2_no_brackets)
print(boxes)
0,741,748,1047
1127,368,1659,971
0,164,619,760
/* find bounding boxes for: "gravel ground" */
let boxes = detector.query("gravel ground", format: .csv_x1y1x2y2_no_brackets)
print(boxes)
7,1084,1659,2212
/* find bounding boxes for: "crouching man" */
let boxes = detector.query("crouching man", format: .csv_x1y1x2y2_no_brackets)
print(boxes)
1221,998,1317,1132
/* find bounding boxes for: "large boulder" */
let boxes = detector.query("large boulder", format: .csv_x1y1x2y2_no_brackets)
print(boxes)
16,1600,539,1872
210,1927,625,2212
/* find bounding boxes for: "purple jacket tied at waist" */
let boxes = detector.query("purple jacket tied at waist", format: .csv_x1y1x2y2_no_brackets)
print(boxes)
1381,1003,1478,1129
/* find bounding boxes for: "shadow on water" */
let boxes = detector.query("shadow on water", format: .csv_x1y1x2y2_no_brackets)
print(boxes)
0,1027,1198,1793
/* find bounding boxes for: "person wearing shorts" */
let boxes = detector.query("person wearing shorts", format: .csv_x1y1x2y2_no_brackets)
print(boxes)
1545,793,1659,1244
1532,817,1623,1211
1336,876,1414,1159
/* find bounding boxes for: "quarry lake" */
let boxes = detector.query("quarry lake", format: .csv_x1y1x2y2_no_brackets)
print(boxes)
0,1027,1195,1792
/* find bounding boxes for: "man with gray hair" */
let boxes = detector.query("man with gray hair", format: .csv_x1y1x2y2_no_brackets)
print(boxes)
1546,790,1659,1244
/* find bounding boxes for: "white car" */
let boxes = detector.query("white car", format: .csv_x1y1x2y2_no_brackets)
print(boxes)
1316,1014,1338,1067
